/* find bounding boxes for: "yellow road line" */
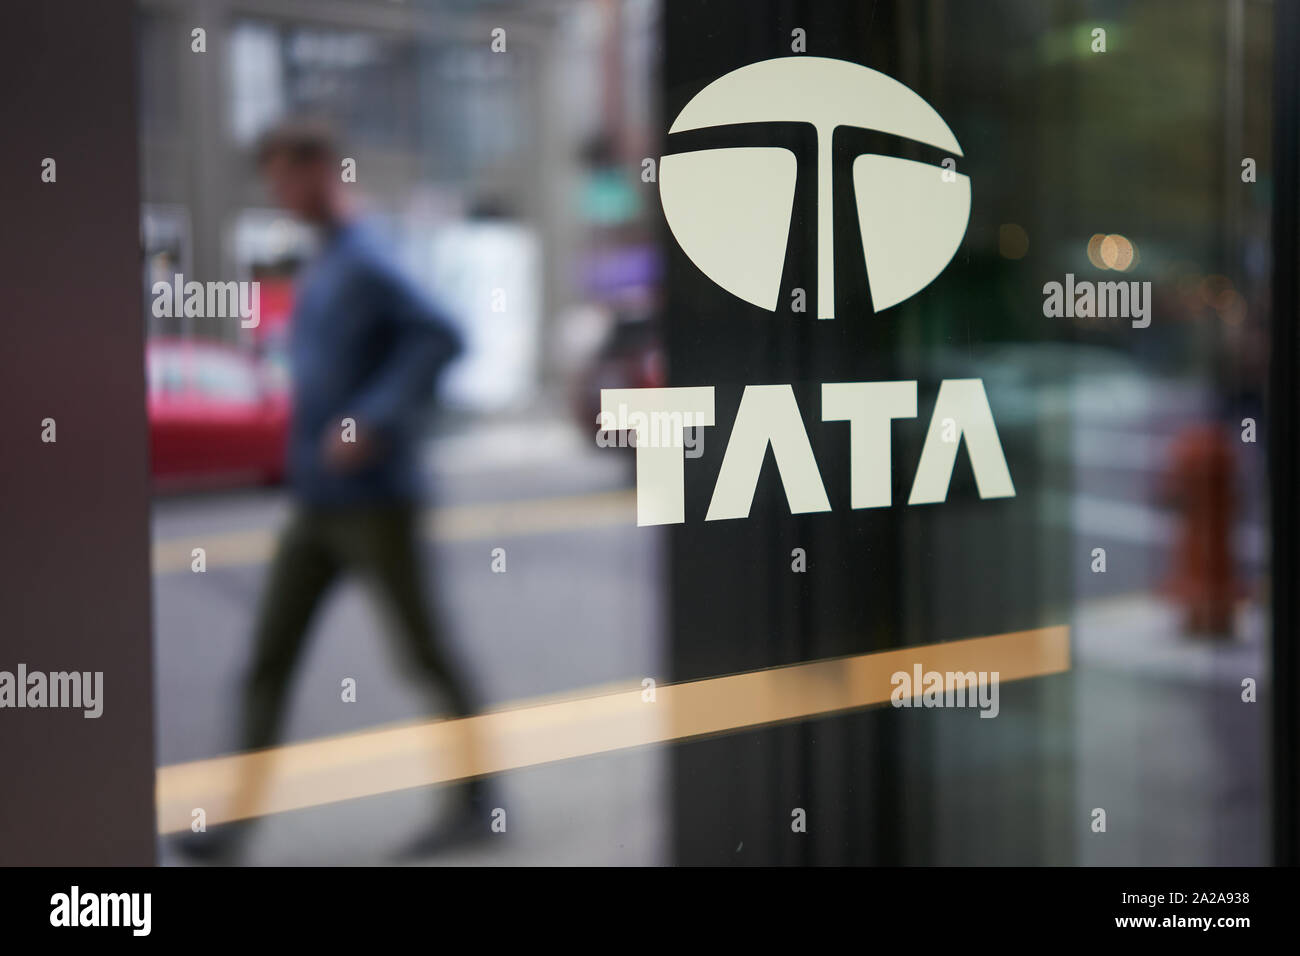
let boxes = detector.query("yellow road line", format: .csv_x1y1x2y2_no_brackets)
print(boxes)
156,624,1069,833
152,488,639,574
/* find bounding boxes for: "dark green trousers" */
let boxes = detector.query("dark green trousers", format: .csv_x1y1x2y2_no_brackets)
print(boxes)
241,503,473,752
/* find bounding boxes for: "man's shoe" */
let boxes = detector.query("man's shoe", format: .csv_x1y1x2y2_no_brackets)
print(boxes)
174,820,254,864
395,780,498,861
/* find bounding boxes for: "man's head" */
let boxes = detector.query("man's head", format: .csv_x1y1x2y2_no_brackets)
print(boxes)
255,119,345,225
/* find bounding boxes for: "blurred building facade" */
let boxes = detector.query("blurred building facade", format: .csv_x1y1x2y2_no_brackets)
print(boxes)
137,0,661,413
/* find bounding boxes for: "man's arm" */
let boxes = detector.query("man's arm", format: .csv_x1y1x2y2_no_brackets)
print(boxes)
348,259,464,442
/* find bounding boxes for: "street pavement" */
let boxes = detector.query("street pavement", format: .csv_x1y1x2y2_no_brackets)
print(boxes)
154,421,667,864
152,389,1269,865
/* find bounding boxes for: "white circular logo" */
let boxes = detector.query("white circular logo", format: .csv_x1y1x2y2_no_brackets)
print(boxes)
660,56,970,318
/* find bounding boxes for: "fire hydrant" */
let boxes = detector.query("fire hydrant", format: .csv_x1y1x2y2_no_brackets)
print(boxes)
1161,423,1240,636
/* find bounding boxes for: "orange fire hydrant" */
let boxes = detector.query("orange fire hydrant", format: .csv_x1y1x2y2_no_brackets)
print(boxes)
1161,423,1240,636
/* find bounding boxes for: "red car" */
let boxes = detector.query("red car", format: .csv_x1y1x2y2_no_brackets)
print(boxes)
576,312,665,444
147,338,290,489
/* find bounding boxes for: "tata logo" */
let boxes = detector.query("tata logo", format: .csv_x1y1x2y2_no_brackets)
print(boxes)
602,381,1014,526
659,56,970,318
607,59,1009,527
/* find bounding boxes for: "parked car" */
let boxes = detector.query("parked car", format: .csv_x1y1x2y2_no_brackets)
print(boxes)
147,338,290,489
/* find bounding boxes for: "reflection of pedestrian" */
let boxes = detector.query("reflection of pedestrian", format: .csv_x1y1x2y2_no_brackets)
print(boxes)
183,120,484,861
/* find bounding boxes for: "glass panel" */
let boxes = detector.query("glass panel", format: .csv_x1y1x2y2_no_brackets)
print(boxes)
135,0,1286,868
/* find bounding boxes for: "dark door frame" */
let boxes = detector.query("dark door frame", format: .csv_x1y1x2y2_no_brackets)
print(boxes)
1270,0,1299,869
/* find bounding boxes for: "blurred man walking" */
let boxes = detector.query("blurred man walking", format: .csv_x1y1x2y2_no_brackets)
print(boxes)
183,119,485,862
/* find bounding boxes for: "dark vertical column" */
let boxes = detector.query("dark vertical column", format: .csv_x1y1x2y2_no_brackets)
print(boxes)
1270,0,1300,870
0,0,156,865
662,0,1068,864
